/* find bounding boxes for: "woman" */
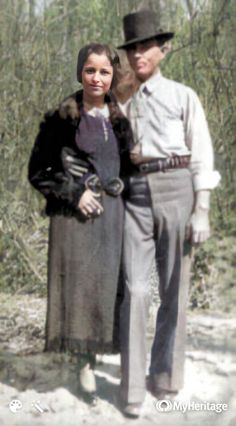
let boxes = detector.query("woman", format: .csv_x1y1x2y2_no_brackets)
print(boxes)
28,43,132,402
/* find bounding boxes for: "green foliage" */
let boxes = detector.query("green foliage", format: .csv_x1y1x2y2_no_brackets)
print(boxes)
0,0,235,312
0,189,48,294
163,0,236,236
190,235,236,313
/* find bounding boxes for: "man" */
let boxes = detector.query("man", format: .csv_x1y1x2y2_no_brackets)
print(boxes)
117,9,220,418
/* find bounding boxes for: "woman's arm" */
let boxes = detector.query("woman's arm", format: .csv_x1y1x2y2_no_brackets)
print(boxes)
28,110,85,210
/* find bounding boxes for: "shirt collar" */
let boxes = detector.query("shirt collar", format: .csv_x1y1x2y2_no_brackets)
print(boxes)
139,70,163,95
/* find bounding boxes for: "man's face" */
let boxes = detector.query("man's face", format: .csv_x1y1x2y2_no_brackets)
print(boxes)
126,39,166,82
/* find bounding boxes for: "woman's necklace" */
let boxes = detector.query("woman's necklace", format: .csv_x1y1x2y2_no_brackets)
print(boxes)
102,120,108,142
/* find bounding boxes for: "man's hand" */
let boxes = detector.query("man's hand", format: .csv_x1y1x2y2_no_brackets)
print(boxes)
185,190,211,244
130,143,154,164
185,209,210,244
130,143,142,164
78,189,104,217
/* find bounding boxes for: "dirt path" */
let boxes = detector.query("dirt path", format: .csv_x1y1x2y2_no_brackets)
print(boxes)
0,293,235,426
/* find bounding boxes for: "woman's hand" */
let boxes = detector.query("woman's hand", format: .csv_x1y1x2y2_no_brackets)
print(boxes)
61,147,89,178
78,189,104,217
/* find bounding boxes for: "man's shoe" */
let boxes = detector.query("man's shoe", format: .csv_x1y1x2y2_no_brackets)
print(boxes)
122,402,142,418
146,376,178,400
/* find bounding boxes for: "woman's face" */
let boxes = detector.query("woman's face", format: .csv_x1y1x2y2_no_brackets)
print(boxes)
82,53,113,101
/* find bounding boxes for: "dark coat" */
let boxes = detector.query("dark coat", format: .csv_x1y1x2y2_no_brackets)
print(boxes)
28,90,133,216
28,90,132,354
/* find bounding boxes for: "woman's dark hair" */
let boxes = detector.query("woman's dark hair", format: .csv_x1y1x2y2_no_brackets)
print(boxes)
77,43,120,85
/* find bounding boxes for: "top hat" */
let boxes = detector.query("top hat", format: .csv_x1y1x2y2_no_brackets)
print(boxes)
117,9,174,49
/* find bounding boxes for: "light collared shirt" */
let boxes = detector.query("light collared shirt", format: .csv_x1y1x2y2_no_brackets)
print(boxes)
119,71,220,191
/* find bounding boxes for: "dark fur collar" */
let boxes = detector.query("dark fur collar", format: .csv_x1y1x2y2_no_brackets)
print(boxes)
59,89,125,124
57,89,133,150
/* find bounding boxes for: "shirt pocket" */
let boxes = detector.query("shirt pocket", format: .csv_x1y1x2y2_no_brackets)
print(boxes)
158,111,184,137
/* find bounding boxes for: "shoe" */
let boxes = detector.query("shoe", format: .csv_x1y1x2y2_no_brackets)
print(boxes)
79,364,98,405
79,362,96,393
146,376,178,400
77,354,97,404
122,402,142,418
81,390,98,406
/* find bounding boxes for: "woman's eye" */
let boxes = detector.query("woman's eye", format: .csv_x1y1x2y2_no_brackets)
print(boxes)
85,68,95,74
84,68,111,76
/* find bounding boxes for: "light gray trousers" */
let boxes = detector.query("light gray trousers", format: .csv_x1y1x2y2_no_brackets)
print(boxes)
120,169,194,404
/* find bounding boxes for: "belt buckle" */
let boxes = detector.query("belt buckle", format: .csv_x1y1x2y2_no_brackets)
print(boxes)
106,178,124,196
85,174,102,193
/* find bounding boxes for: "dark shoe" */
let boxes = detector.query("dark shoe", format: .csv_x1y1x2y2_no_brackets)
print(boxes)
81,390,98,406
146,376,178,400
118,389,142,418
122,402,142,418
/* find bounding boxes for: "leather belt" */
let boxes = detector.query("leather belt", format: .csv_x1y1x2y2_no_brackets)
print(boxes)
134,155,191,174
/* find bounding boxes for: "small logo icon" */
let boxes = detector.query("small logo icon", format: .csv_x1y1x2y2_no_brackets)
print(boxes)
32,400,45,413
9,399,23,413
155,399,172,412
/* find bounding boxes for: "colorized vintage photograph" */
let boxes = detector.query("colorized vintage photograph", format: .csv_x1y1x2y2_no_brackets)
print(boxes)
0,1,235,425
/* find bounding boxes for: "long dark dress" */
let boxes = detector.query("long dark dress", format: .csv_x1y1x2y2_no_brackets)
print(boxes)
44,107,124,354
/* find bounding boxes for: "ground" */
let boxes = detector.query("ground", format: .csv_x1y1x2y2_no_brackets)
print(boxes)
0,293,236,426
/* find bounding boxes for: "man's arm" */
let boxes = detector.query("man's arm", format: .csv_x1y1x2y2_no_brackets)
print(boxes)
184,88,220,244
